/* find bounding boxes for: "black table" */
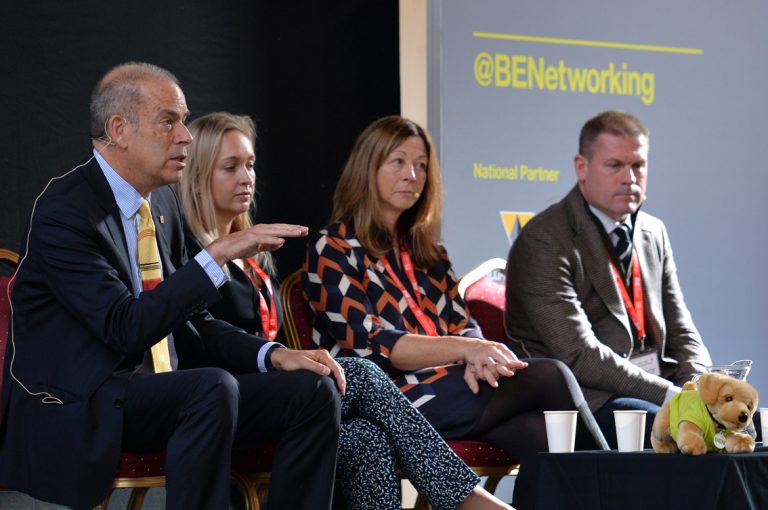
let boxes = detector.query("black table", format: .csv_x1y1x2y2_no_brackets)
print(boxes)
535,446,768,510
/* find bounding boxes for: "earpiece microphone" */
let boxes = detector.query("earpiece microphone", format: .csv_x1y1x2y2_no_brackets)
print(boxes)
93,118,115,151
413,192,421,199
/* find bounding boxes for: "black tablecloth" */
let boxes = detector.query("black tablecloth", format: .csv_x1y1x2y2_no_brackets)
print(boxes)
535,446,768,510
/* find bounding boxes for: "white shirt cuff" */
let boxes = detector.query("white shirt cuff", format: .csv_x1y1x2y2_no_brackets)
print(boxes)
194,249,229,288
258,343,286,372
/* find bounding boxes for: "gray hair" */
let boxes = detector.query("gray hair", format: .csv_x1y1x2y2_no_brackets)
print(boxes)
89,62,179,138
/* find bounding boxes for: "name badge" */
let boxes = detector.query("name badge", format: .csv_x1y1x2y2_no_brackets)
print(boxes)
630,346,661,376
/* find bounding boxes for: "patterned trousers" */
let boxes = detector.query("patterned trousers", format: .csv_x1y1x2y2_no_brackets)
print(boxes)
336,358,479,510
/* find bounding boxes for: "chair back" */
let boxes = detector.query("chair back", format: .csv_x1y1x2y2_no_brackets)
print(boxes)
460,258,507,343
279,269,317,350
0,249,19,275
0,249,19,424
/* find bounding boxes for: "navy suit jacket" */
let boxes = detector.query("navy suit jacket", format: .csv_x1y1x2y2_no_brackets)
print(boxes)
0,157,270,509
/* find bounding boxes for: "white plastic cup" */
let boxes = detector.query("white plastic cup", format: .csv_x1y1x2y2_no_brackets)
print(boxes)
614,410,647,452
759,408,768,445
544,410,578,453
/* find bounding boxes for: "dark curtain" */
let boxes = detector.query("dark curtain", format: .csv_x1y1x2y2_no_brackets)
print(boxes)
0,1,400,276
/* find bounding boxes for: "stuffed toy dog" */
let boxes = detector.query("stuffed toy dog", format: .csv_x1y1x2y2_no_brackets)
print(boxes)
651,373,758,455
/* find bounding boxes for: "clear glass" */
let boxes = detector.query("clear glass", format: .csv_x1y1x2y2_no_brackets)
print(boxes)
693,360,755,438
692,359,753,383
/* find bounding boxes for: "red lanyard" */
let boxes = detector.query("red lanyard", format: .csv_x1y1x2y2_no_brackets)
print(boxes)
609,249,645,342
243,258,278,341
379,238,439,337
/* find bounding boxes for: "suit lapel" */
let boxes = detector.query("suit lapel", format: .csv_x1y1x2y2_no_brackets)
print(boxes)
83,159,135,292
566,187,633,337
633,216,659,288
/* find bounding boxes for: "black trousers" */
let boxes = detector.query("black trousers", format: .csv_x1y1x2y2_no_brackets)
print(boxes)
121,368,341,510
467,358,584,510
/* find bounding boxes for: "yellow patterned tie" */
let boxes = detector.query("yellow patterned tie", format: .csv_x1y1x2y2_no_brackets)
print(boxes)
137,200,173,373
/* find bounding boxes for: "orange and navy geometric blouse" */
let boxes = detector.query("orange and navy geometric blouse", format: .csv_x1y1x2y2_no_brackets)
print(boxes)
303,222,489,436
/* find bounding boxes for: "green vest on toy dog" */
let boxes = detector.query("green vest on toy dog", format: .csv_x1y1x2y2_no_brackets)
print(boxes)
651,373,758,455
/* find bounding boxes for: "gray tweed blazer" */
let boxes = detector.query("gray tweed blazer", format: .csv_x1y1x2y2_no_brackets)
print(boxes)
505,186,712,411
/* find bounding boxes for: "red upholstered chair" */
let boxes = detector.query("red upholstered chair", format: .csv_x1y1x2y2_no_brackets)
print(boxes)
458,258,508,343
100,446,263,510
0,248,19,270
230,443,276,509
0,249,19,426
103,445,274,510
0,252,17,500
459,259,611,452
98,448,264,509
279,269,519,509
408,439,517,509
97,452,168,510
279,269,316,351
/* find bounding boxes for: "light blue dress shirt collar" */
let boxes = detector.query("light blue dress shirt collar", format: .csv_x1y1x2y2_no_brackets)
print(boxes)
93,148,148,295
94,149,147,219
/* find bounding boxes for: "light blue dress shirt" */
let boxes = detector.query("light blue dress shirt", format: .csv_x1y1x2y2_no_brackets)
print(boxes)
93,149,279,372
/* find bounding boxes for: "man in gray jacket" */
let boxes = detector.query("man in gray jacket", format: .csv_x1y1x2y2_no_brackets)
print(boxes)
505,110,711,448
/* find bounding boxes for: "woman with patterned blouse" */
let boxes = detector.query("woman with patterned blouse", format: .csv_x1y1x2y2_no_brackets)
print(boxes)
303,116,583,510
176,112,512,510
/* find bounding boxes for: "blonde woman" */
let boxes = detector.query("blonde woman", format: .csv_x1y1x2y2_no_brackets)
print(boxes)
176,112,512,510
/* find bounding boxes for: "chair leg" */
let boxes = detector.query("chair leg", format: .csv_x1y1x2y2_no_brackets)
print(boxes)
92,491,112,510
483,475,503,494
255,482,269,508
413,493,431,510
126,488,149,510
230,471,260,510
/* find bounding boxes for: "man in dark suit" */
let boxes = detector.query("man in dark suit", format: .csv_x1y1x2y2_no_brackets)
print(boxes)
0,62,345,510
505,110,712,448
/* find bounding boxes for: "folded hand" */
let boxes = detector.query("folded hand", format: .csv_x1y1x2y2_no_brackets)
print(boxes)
462,339,527,394
270,348,346,395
